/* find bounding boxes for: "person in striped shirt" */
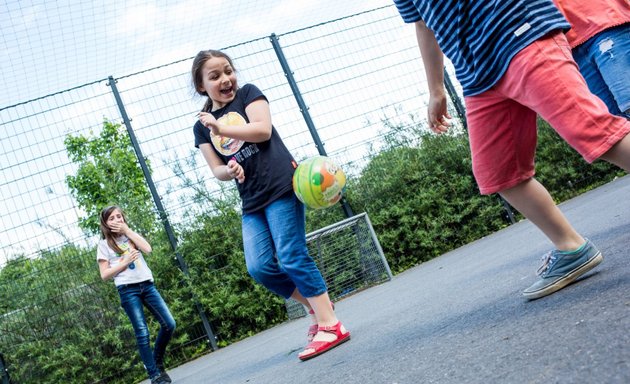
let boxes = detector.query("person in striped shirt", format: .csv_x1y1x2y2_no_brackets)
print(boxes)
394,0,630,299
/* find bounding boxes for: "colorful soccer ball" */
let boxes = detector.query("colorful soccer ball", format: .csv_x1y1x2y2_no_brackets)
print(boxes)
292,156,346,209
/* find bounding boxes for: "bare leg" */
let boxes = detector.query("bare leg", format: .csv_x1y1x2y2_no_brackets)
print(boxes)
599,134,630,172
305,292,337,326
291,288,338,325
290,289,310,308
499,178,584,251
290,289,317,325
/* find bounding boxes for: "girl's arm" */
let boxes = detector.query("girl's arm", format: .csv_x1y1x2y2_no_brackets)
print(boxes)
109,222,152,253
198,98,273,143
199,143,245,183
123,226,152,253
414,20,451,133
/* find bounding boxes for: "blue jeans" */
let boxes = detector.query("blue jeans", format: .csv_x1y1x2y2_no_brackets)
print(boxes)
117,281,176,379
573,23,630,117
242,192,327,299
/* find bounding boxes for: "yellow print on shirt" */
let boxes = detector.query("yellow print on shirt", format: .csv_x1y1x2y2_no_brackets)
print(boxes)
211,112,246,156
118,241,139,269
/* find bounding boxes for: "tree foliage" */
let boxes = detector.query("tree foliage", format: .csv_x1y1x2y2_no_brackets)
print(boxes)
64,120,156,235
534,118,623,200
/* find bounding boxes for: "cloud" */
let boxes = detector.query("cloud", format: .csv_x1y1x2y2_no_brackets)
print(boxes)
108,0,222,43
109,4,161,43
232,0,317,36
2,3,43,29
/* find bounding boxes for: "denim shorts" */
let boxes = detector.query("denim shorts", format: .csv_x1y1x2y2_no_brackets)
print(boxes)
242,192,327,299
573,23,630,116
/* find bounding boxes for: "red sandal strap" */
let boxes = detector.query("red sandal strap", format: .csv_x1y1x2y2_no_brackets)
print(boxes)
299,324,351,361
317,321,344,335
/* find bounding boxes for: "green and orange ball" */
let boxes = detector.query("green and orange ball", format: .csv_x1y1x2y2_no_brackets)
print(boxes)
292,156,347,209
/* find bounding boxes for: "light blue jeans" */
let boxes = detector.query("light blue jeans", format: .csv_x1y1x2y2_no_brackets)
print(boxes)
242,192,327,299
117,281,176,380
573,23,630,117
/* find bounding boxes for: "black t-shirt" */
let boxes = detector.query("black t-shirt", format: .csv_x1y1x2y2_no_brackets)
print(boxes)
193,84,297,213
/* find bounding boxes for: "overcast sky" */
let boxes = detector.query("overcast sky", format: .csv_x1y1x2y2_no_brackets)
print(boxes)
1,0,390,109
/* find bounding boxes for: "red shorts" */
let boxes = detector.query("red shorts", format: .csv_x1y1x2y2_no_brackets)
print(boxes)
465,32,630,195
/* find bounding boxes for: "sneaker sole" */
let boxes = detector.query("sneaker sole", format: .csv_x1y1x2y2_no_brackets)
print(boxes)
523,252,603,300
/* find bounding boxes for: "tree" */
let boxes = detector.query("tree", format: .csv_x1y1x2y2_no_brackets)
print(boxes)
64,119,156,235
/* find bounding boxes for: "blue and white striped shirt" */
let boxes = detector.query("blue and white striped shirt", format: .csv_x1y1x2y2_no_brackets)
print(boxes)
393,0,570,96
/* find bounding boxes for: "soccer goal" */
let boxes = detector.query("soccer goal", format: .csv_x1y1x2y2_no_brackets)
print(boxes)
285,212,392,319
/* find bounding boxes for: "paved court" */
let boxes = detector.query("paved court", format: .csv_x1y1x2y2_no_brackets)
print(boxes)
147,175,630,384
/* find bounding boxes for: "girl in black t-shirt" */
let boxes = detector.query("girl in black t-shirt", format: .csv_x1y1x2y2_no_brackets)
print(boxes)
191,49,350,361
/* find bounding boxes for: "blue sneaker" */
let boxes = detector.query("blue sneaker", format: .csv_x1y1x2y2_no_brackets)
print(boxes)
523,239,603,300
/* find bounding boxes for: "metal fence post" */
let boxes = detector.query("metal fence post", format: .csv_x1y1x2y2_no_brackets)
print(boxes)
107,76,219,350
270,33,354,218
443,67,467,132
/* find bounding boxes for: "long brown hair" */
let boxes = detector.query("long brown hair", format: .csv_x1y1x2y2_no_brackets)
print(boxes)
99,205,135,255
191,49,237,112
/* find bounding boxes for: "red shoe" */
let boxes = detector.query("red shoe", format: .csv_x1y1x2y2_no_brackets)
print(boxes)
306,302,335,343
298,321,350,361
306,324,318,343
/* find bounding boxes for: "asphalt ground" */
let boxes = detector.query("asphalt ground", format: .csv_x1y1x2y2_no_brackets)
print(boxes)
145,175,630,384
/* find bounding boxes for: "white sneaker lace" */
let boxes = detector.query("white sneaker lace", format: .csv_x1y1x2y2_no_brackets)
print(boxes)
536,251,556,276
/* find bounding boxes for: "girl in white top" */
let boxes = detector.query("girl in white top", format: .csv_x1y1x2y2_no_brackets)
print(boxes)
97,205,175,384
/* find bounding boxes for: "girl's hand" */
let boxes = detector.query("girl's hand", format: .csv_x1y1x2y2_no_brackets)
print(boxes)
122,249,140,267
227,158,245,184
198,112,221,136
109,221,130,235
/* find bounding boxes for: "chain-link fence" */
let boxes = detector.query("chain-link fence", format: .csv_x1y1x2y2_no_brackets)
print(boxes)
0,6,440,382
0,5,440,267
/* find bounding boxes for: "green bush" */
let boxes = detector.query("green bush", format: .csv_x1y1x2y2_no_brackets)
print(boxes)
535,118,624,201
347,131,507,273
175,207,287,344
